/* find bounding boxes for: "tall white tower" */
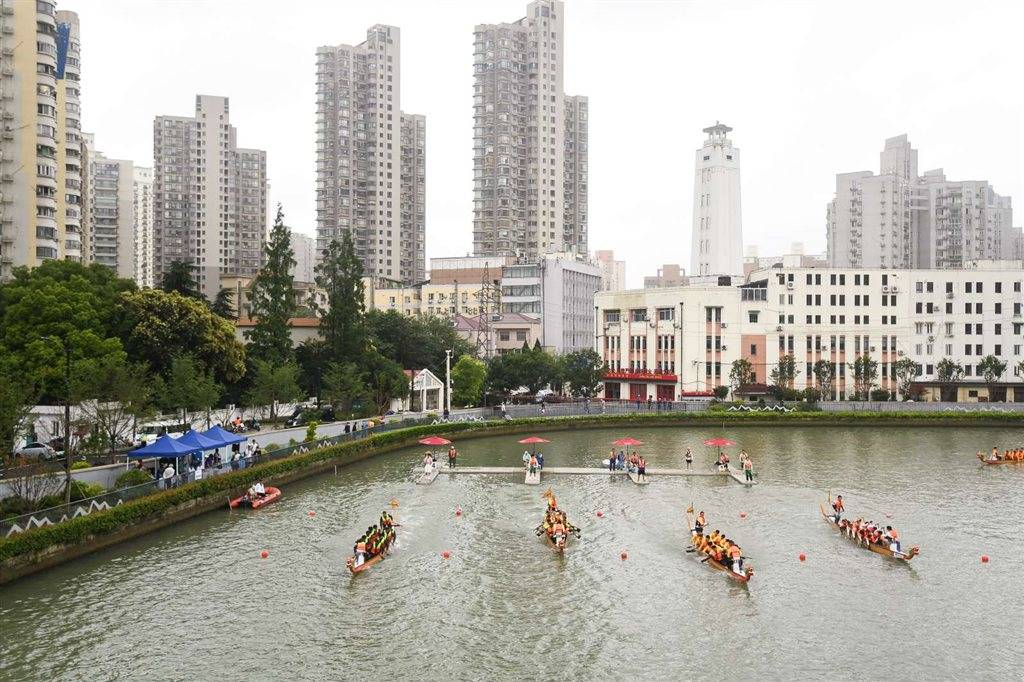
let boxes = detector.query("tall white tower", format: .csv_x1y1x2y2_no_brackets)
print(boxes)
691,122,743,278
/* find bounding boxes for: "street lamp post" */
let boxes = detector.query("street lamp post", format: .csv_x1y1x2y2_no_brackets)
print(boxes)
445,349,452,417
52,335,73,505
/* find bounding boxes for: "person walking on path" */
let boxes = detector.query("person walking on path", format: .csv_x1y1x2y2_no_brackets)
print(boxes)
742,456,754,482
684,447,693,470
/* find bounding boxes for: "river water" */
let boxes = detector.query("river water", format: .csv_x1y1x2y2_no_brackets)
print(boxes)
1,424,1022,681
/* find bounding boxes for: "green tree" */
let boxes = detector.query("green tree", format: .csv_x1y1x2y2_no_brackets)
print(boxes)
296,338,330,404
559,349,604,398
0,261,134,401
154,355,222,426
322,362,370,416
0,372,39,462
936,357,965,402
245,204,296,364
770,354,800,391
848,353,879,400
976,355,1007,402
728,358,756,395
451,355,487,406
210,288,236,319
116,289,246,384
314,233,366,360
73,357,152,459
891,357,919,401
486,346,557,396
161,260,202,299
245,359,301,422
362,352,409,414
365,310,474,378
812,359,835,400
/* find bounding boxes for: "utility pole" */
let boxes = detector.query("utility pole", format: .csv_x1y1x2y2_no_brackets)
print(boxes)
60,336,72,506
445,349,452,417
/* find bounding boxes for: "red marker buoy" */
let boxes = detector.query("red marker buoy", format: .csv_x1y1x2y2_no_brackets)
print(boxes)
798,553,806,562
455,507,462,517
739,511,748,519
442,551,451,560
981,555,990,564
596,511,604,518
885,513,893,519
620,551,628,561
260,550,269,559
308,510,316,517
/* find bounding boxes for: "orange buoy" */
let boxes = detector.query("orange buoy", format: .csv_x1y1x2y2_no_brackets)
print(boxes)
596,511,604,518
260,550,269,559
390,498,399,508
620,551,628,561
981,555,990,564
739,511,748,519
442,551,451,560
799,553,806,562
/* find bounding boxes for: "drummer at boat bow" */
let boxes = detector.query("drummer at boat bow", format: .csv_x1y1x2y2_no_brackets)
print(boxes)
831,495,844,522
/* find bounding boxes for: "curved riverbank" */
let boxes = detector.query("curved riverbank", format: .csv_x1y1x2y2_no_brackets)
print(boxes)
1,410,1020,584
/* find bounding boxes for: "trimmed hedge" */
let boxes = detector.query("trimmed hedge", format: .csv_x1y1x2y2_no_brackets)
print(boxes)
2,410,1021,564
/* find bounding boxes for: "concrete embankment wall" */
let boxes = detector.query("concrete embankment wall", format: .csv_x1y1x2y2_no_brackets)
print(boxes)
2,412,1021,585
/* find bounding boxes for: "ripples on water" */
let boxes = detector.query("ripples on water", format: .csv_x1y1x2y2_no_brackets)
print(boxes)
1,425,1022,680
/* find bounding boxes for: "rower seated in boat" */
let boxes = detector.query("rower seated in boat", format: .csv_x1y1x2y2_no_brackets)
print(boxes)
249,482,267,499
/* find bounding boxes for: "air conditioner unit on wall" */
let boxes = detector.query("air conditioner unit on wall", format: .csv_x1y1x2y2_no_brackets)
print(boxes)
775,325,783,331
720,322,727,328
786,282,794,290
882,286,890,293
891,285,899,292
721,345,728,351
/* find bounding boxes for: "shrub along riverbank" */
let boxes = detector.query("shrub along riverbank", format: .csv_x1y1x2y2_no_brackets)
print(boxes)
1,410,1020,583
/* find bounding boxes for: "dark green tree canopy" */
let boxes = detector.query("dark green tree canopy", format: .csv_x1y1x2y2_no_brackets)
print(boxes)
161,261,202,299
365,310,474,377
245,204,297,364
314,233,366,360
559,349,604,398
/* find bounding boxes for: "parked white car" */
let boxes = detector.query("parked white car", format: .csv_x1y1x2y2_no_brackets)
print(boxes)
14,441,58,461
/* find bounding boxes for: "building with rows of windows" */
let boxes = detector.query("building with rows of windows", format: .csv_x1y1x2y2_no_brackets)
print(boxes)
594,262,1024,402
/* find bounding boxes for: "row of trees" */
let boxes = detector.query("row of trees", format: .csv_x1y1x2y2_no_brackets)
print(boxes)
0,206,471,459
727,353,1022,401
449,344,605,408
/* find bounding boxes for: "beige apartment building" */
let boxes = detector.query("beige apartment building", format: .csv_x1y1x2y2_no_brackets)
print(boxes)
472,0,587,260
132,166,154,287
594,249,626,292
0,3,83,279
364,277,485,318
84,148,134,279
153,95,268,299
315,25,425,284
644,264,687,289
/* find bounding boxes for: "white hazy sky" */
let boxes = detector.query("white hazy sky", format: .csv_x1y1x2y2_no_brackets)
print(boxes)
77,0,1022,287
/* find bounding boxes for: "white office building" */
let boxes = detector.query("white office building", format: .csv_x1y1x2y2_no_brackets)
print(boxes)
595,264,1024,402
501,254,601,353
691,122,743,278
594,249,626,292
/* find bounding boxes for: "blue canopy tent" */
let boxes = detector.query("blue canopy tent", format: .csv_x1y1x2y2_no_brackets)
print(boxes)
177,429,222,451
201,425,246,447
128,434,197,478
128,434,197,458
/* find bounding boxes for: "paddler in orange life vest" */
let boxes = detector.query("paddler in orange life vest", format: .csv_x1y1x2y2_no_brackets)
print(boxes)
831,495,845,522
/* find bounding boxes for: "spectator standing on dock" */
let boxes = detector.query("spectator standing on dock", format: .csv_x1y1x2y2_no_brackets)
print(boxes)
616,450,626,471
447,445,457,468
685,447,693,469
608,449,616,472
742,456,754,482
529,455,538,475
523,450,531,469
536,452,544,469
637,456,647,482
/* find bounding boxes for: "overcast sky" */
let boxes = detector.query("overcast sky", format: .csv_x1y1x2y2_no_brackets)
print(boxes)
78,0,1022,286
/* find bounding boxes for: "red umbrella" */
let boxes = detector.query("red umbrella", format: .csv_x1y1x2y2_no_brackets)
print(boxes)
613,437,644,446
418,436,452,446
703,438,736,447
518,437,550,444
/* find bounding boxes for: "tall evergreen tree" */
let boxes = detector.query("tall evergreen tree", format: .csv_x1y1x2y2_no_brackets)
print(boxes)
161,261,202,299
245,204,296,364
314,232,366,360
210,288,236,319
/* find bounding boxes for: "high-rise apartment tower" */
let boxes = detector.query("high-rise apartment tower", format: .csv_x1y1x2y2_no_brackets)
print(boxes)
0,3,83,279
472,0,588,259
315,25,425,284
132,166,154,287
153,95,267,299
